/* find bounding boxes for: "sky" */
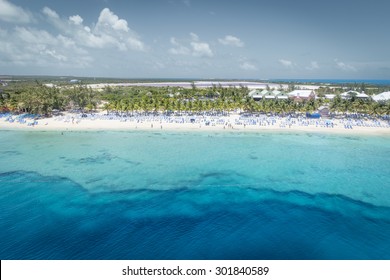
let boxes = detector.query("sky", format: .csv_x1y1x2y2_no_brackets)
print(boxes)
0,0,389,79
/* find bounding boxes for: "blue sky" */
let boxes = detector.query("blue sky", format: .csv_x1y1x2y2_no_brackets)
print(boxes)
0,0,389,79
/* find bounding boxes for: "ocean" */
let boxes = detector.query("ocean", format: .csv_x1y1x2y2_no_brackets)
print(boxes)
0,130,389,259
270,79,390,86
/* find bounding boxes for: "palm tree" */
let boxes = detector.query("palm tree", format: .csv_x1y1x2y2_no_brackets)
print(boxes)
103,103,111,114
330,95,342,114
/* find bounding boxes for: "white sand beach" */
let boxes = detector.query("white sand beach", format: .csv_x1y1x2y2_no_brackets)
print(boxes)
1,112,390,135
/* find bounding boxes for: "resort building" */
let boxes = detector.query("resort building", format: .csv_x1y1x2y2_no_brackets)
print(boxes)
339,91,371,100
356,92,370,99
249,89,289,101
263,91,276,99
372,91,390,102
248,89,260,97
324,94,336,100
287,90,316,101
340,90,360,99
276,92,289,100
248,89,263,101
260,89,269,96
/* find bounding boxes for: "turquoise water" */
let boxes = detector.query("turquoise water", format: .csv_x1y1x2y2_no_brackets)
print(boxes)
0,130,389,259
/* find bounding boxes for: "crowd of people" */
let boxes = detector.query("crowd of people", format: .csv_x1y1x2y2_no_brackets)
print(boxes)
1,111,390,131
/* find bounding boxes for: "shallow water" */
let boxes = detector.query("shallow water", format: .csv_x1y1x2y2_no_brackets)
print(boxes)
0,130,389,259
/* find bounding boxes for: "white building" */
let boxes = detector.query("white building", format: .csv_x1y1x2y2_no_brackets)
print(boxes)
356,92,370,99
249,89,290,101
248,89,261,97
288,90,315,100
276,92,289,100
248,89,263,101
372,91,390,102
340,90,360,99
325,94,336,100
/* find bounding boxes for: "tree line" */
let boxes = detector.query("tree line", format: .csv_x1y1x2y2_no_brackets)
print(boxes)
0,82,98,115
0,82,389,117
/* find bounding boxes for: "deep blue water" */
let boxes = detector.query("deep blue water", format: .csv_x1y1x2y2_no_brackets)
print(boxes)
0,130,390,259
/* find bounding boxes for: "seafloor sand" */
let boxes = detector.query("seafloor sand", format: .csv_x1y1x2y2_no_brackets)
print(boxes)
1,113,390,135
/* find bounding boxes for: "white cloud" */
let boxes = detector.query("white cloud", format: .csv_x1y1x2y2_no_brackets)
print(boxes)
170,37,179,45
127,37,145,51
41,7,145,52
191,41,213,57
240,62,257,71
69,15,83,25
96,8,129,32
306,61,319,70
0,0,33,23
0,26,92,68
169,33,213,57
218,35,244,47
42,7,68,31
0,6,149,71
43,49,67,62
279,59,293,67
57,35,87,54
190,32,199,41
182,0,191,7
15,27,51,44
335,59,357,71
169,37,191,55
42,6,59,19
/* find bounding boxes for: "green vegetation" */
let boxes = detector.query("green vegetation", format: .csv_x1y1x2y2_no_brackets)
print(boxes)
0,82,98,115
1,81,389,117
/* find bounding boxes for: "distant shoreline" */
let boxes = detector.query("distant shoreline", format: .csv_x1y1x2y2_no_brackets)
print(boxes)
2,75,390,86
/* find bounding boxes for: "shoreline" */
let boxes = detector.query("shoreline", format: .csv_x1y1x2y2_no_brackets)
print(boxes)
1,113,390,136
